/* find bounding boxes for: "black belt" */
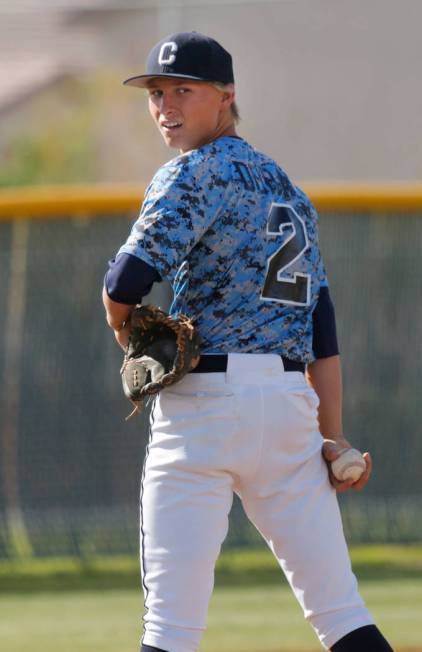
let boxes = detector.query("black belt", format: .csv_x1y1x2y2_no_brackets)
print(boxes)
190,354,305,374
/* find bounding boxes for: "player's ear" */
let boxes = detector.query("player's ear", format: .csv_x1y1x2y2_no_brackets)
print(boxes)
220,84,235,109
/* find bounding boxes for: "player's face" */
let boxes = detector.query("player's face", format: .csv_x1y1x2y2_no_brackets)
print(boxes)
147,78,235,152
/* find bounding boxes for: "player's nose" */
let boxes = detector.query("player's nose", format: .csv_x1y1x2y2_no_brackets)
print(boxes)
158,91,177,115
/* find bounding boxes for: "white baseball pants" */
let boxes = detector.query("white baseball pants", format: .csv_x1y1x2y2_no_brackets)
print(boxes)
140,354,373,652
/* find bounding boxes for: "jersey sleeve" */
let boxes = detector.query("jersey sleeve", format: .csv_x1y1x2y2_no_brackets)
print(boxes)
118,154,233,280
310,201,329,289
295,185,329,290
306,195,336,356
317,254,329,288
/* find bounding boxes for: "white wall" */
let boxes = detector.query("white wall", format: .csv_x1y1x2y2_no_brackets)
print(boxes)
100,0,422,181
2,0,421,183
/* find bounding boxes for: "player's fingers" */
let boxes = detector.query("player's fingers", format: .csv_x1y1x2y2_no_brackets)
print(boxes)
327,468,354,492
321,438,349,462
352,451,372,491
335,480,354,493
322,442,348,489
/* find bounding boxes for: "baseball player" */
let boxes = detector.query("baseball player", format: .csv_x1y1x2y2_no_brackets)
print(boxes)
103,31,394,652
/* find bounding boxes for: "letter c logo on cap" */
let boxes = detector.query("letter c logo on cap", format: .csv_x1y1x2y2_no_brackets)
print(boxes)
158,42,178,65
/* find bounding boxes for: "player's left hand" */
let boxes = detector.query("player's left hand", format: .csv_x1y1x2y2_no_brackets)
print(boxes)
322,438,372,493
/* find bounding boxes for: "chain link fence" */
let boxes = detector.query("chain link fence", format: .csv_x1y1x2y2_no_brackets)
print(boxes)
0,193,421,559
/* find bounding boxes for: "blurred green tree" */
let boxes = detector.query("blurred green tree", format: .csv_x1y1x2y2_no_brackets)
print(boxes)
0,71,144,188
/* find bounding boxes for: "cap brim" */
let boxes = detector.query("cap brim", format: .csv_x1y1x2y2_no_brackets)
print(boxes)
123,73,206,88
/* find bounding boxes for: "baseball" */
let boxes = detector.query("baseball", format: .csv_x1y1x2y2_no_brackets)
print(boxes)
331,448,366,482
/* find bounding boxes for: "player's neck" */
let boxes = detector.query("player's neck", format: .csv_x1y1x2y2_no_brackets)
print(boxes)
179,122,238,154
219,123,238,139
211,113,237,143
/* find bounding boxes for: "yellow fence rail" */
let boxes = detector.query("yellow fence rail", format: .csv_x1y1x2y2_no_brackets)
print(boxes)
1,182,422,219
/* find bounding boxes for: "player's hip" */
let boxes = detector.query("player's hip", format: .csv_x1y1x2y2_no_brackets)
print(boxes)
153,352,316,419
148,356,320,477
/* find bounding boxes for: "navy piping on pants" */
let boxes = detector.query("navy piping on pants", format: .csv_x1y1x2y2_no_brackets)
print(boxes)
140,398,157,646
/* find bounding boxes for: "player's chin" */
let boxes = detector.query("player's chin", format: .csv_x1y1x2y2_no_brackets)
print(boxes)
160,126,186,148
160,127,204,152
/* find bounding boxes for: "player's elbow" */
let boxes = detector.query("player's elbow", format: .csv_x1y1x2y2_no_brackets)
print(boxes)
102,285,128,330
105,311,121,330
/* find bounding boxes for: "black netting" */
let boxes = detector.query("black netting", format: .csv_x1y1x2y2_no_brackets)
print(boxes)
0,210,421,558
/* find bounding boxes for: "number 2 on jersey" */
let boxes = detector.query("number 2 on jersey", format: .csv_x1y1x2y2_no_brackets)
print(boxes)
261,203,311,306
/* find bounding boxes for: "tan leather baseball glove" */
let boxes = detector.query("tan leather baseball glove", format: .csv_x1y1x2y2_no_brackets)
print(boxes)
120,305,201,418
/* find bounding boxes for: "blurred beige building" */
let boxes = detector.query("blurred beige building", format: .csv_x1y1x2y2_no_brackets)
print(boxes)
1,0,421,183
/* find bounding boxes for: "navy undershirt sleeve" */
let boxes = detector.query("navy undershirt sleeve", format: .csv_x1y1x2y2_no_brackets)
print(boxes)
312,286,340,359
104,252,161,304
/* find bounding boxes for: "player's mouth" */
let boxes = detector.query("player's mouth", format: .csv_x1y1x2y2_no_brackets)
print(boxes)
161,120,183,132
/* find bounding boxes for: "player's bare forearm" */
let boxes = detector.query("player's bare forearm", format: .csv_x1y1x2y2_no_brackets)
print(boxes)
306,355,372,491
102,286,135,350
102,285,134,329
306,354,343,438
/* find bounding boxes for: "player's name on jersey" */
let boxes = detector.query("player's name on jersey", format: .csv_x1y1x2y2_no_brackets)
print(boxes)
233,160,294,197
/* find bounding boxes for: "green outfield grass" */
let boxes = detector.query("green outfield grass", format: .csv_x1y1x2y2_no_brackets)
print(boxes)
1,544,422,592
0,581,421,652
0,546,421,651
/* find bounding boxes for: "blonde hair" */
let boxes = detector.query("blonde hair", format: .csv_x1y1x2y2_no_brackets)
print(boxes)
230,101,240,124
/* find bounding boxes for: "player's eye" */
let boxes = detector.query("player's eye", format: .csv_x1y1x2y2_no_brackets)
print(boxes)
149,89,162,98
176,87,191,94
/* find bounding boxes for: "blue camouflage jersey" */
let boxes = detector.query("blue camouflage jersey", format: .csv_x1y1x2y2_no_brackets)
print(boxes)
118,136,328,362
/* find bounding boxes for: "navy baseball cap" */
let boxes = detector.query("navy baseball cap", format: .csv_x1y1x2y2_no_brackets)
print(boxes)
123,31,234,88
